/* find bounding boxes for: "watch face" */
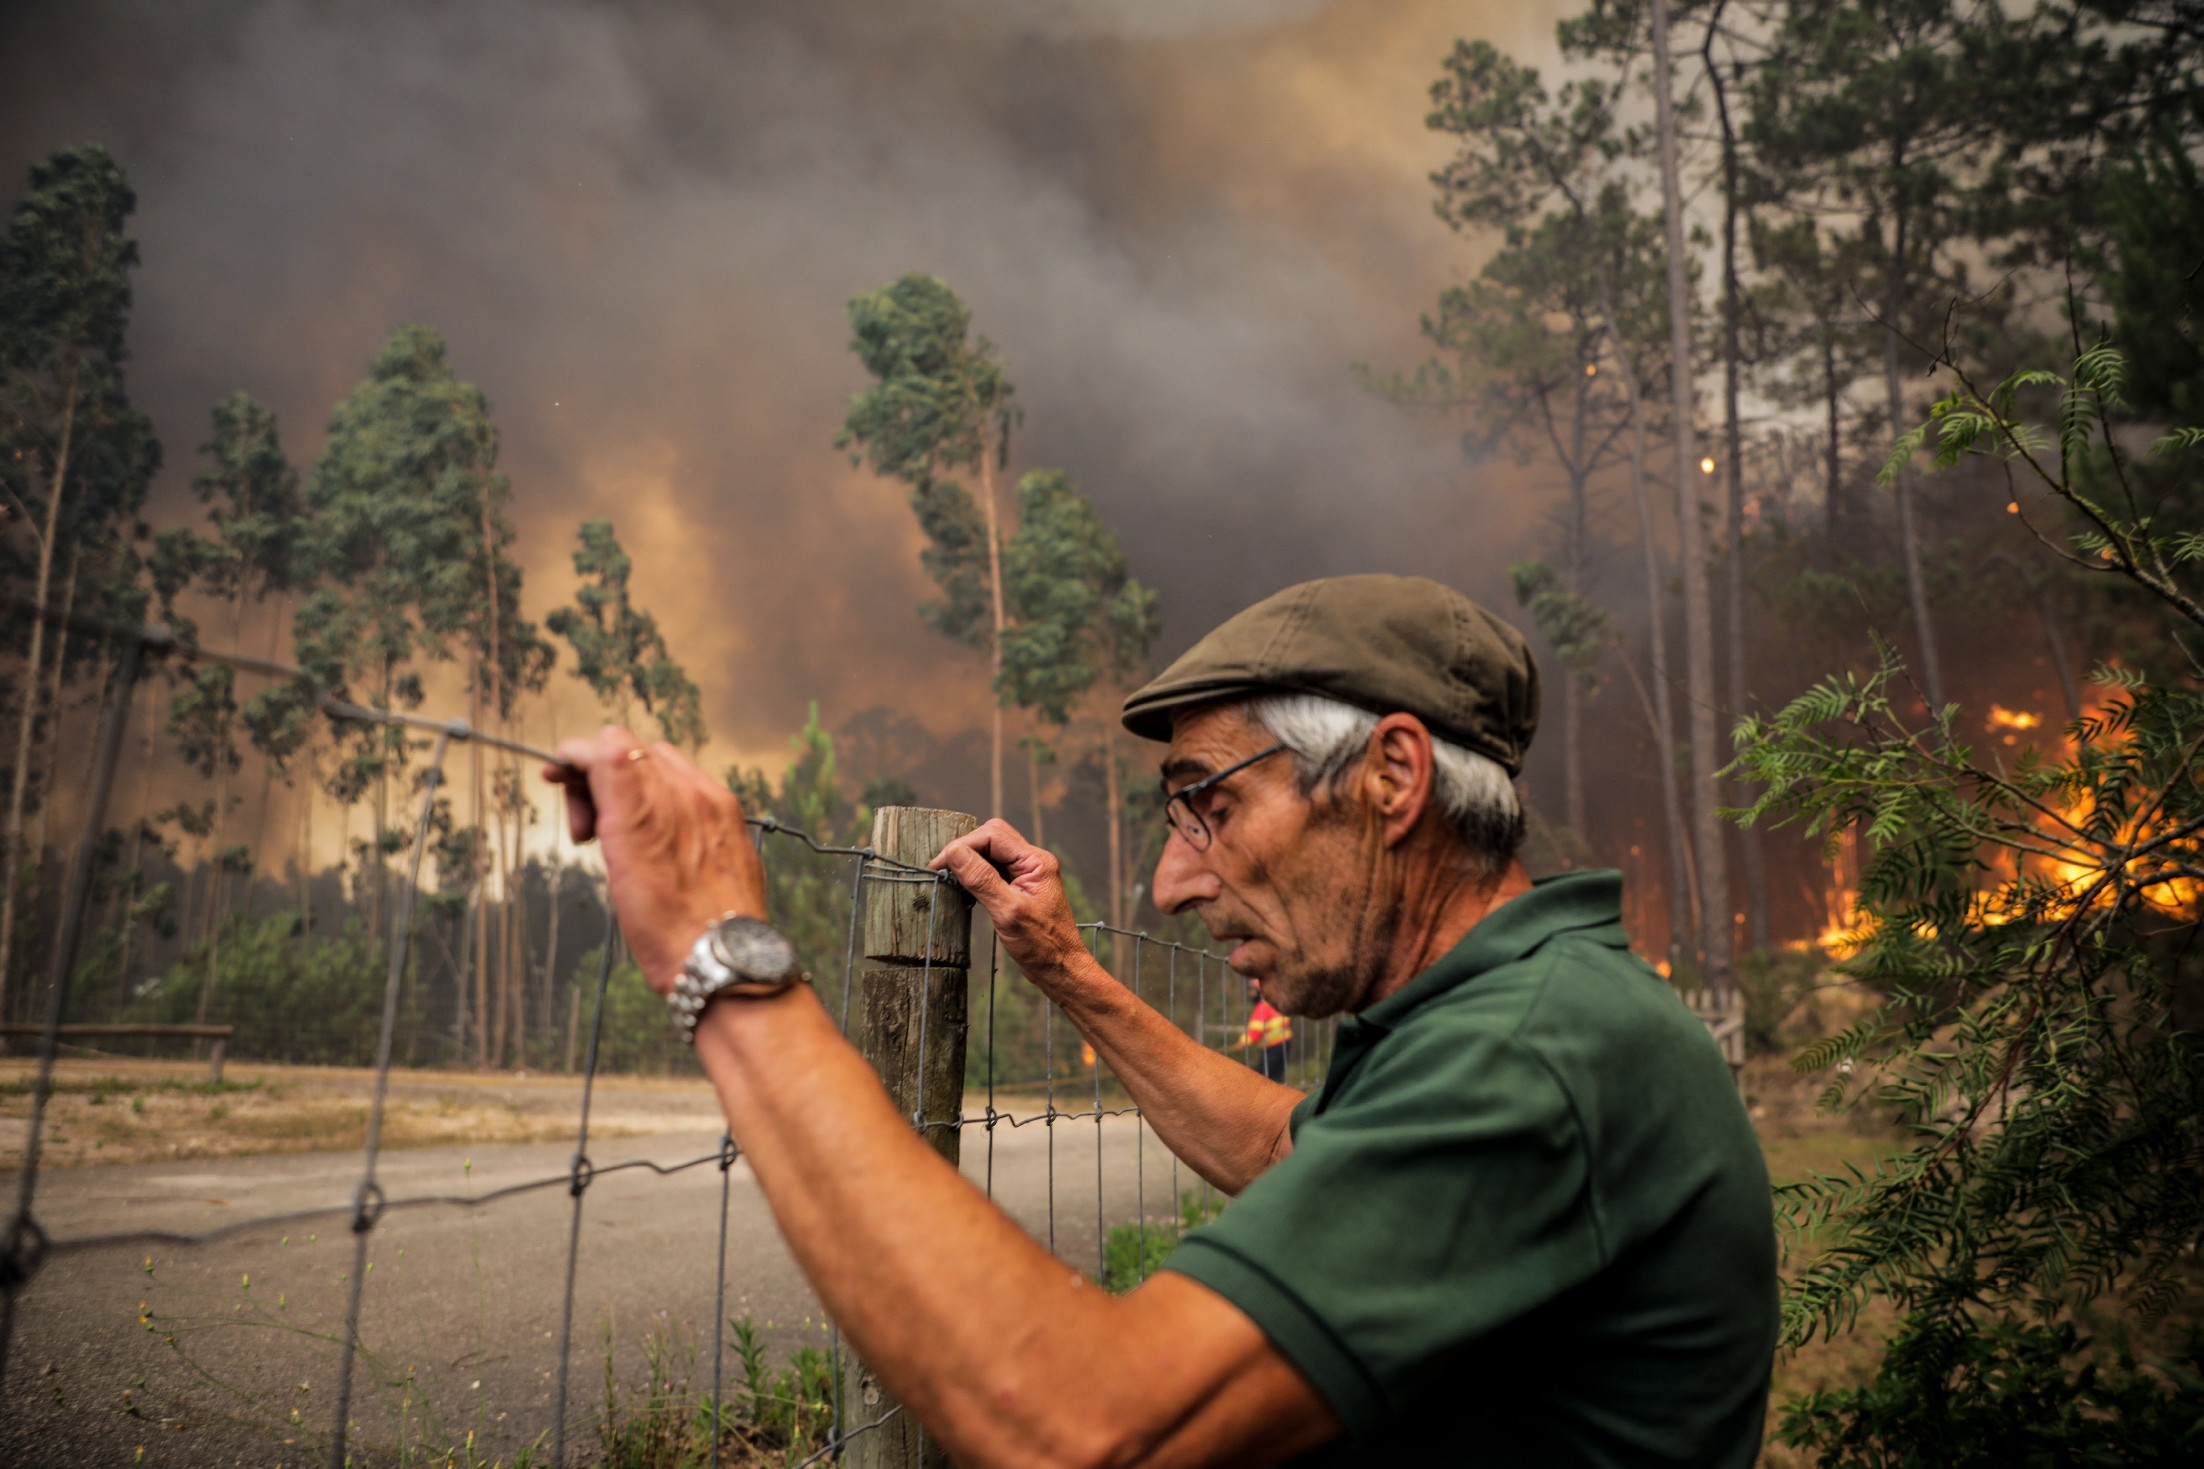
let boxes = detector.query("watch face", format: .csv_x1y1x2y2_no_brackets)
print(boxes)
714,918,796,981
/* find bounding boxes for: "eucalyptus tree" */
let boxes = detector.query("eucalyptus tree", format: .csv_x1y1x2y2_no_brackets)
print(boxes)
0,144,160,1016
998,468,1161,939
156,395,308,960
838,273,1019,820
292,324,518,948
548,519,706,749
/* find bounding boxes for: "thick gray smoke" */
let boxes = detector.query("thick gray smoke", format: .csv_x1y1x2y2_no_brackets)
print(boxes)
1,0,1566,771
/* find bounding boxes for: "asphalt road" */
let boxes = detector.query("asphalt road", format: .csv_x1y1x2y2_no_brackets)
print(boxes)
1,1088,1190,1468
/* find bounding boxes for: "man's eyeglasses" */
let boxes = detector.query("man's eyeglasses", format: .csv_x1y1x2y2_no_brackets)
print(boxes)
1162,743,1288,852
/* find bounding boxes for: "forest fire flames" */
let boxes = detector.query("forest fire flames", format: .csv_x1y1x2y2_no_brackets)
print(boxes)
1806,690,2202,964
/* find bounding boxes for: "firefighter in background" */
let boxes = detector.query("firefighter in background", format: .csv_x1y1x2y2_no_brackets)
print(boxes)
1241,976,1292,1082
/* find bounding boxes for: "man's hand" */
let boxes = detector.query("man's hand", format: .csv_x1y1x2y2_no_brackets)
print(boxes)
929,819,1088,985
542,728,766,993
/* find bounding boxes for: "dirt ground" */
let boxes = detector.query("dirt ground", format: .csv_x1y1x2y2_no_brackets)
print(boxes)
1738,1052,1908,1467
0,1056,730,1170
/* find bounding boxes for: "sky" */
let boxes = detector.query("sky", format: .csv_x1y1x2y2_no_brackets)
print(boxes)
3,0,1579,799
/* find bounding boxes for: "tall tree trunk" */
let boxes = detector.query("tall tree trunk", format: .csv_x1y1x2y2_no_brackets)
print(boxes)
478,504,506,1066
298,741,316,930
1824,326,1843,549
473,684,489,1067
30,549,81,863
544,859,564,1066
371,663,389,944
1651,0,1732,990
246,596,289,919
117,679,163,1003
0,365,79,1019
1703,42,1771,954
194,593,250,1037
1882,207,1946,714
978,441,1007,821
1610,310,1698,966
500,760,521,1067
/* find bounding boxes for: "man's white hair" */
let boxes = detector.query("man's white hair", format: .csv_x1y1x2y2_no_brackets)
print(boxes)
1243,692,1524,875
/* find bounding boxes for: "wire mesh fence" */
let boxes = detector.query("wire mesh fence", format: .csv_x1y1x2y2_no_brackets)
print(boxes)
0,608,1335,1467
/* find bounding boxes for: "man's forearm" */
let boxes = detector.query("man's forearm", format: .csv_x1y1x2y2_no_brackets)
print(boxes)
690,986,1335,1469
1023,948,1299,1195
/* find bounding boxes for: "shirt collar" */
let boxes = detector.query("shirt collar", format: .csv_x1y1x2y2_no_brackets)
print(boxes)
1349,869,1630,1034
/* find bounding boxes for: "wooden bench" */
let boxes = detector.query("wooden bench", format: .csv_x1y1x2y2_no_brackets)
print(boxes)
0,1023,237,1082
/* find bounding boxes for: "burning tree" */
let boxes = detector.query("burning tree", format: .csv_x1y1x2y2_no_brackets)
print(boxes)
1732,343,2204,1455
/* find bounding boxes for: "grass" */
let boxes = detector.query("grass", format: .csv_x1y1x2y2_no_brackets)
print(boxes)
0,1071,616,1169
595,1313,841,1469
0,1073,266,1099
1102,1189,1229,1293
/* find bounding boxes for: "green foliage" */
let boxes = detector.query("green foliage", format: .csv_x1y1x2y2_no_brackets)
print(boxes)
596,1313,835,1469
838,273,1017,649
292,324,551,805
999,468,1160,725
1730,347,2204,1434
1371,34,1663,523
0,143,162,542
2094,129,2204,421
1776,1318,2204,1466
179,391,307,605
129,912,391,1066
724,704,879,1020
547,519,708,749
1102,1190,1227,1294
839,272,1015,489
1508,560,1612,689
573,948,697,1077
725,1316,835,1459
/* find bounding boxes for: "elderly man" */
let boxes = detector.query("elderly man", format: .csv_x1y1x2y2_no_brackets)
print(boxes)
547,573,1777,1468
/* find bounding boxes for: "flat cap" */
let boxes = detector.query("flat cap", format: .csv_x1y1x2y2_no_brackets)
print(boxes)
1120,574,1540,775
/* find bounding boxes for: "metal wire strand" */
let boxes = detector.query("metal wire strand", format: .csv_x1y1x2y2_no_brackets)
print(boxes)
550,911,622,1469
328,728,454,1469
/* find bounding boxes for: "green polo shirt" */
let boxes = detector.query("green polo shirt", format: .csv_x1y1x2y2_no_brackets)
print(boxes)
1164,871,1777,1467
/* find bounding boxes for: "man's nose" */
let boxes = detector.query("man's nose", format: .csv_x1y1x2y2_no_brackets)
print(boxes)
1149,830,1218,916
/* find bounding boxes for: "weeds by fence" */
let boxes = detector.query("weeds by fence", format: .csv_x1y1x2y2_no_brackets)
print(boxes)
0,604,1334,1467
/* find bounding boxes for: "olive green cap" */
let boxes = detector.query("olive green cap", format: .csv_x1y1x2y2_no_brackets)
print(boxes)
1120,574,1541,774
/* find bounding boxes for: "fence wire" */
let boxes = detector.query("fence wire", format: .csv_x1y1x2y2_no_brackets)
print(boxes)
0,608,1334,1467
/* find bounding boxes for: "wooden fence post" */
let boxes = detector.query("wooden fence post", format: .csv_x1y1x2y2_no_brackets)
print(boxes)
844,806,975,1469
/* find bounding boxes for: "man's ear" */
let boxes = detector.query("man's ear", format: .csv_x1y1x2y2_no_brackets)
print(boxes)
1366,714,1437,846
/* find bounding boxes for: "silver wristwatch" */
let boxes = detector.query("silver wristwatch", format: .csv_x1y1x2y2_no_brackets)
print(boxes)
670,915,805,1042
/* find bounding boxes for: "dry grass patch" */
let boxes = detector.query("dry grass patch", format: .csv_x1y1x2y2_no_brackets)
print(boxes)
0,1074,627,1169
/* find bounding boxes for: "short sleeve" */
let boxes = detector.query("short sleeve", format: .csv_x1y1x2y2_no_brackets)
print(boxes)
1164,1022,1602,1439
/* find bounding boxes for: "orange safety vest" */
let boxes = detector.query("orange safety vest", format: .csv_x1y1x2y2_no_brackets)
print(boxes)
1244,999,1292,1050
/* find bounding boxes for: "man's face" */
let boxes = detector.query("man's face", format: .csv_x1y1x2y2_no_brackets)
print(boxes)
1149,703,1392,1018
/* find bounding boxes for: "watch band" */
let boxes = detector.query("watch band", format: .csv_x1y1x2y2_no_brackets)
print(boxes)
670,914,805,1042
